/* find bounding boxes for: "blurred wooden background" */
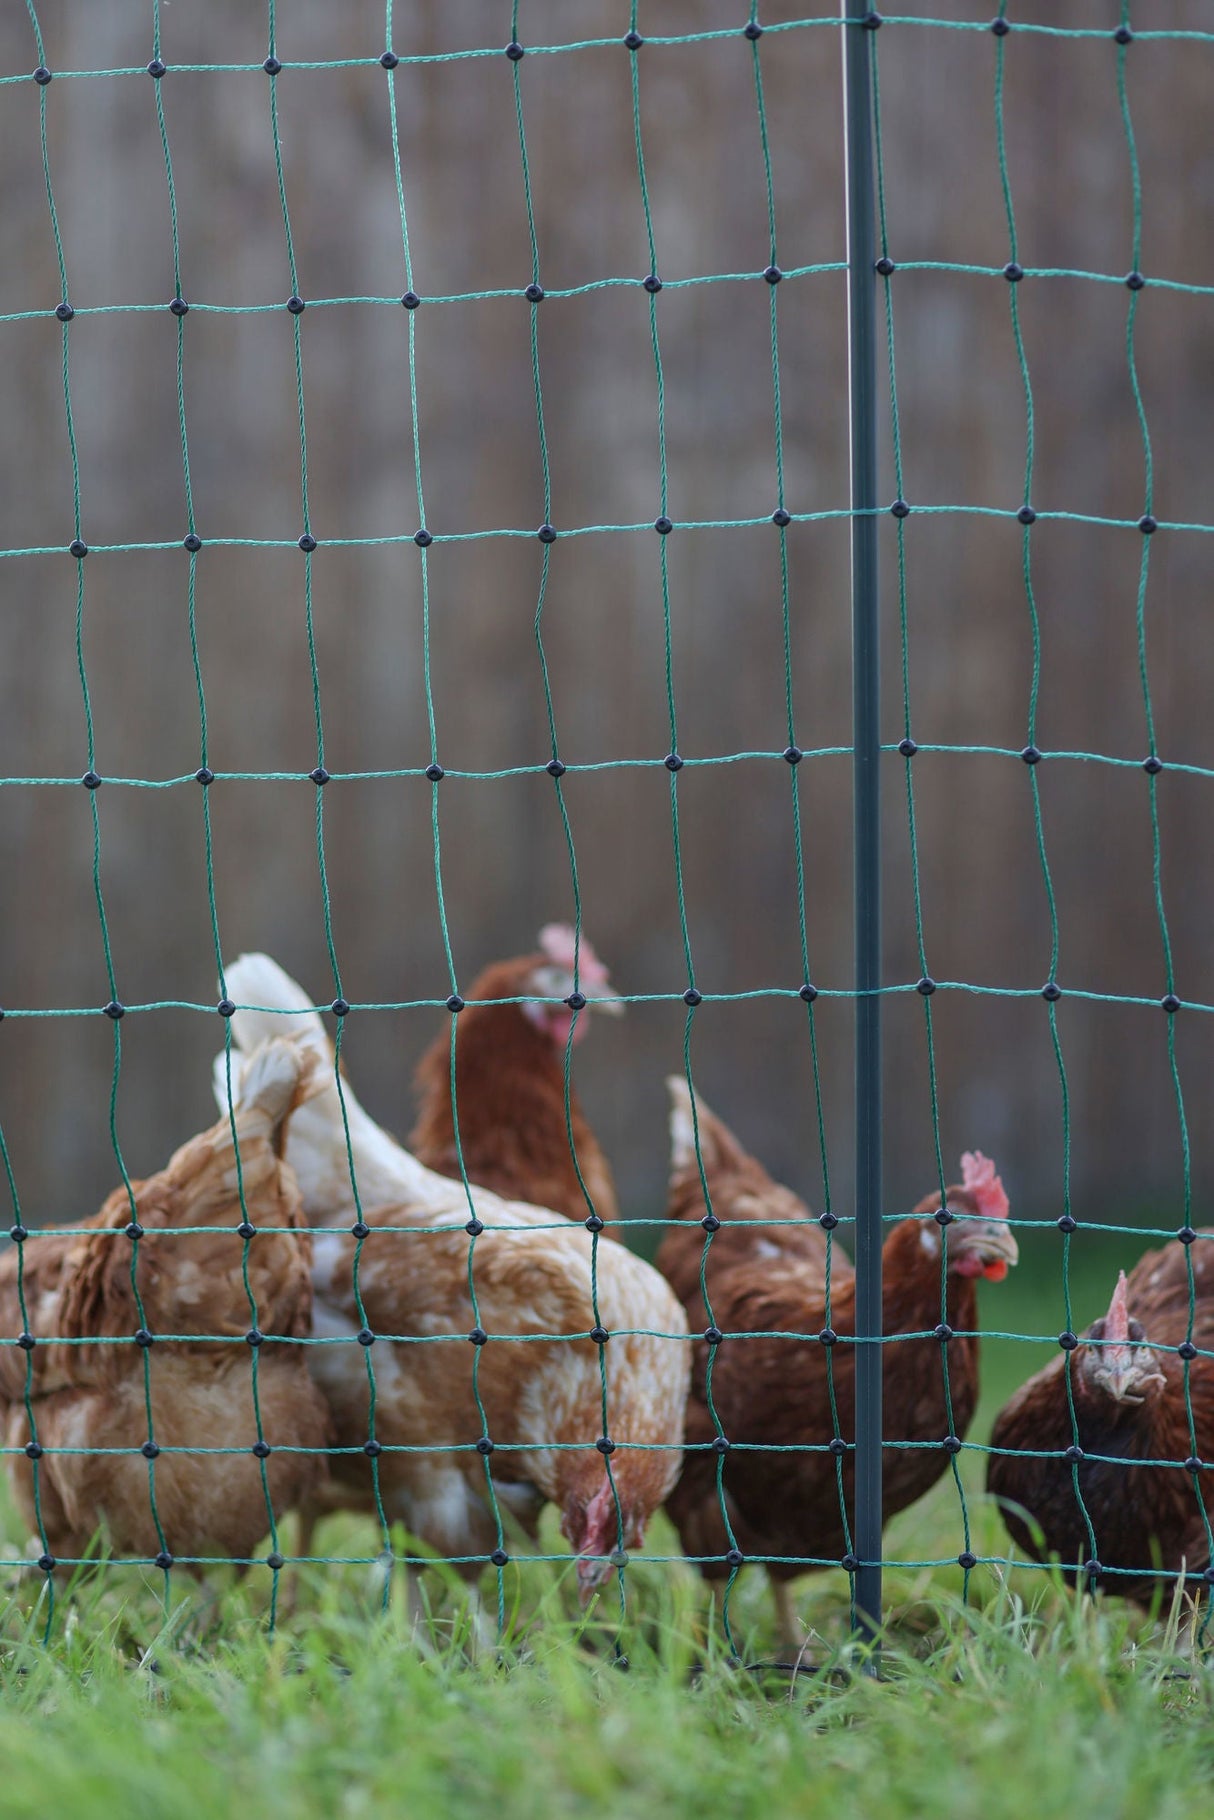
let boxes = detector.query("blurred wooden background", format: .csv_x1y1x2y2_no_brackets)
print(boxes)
1,1,1212,1250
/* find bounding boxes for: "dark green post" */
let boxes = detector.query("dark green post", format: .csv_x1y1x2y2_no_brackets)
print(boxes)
843,4,882,1646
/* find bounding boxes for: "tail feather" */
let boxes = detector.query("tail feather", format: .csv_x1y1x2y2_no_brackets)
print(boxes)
225,1037,319,1158
221,953,334,1068
665,1077,747,1193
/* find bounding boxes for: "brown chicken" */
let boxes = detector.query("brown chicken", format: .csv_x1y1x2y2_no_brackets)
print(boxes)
409,923,621,1223
656,1079,1018,1649
0,1039,330,1570
216,952,690,1630
988,1241,1214,1604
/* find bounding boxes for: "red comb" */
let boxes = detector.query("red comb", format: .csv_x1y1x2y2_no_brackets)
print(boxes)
538,923,609,988
960,1150,1009,1222
1105,1270,1130,1344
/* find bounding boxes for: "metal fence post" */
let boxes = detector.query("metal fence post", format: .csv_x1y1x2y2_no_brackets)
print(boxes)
842,5,883,1646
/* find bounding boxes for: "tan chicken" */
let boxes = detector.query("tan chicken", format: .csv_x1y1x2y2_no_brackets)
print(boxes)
0,1039,330,1571
214,953,689,1622
409,923,621,1223
656,1080,1018,1651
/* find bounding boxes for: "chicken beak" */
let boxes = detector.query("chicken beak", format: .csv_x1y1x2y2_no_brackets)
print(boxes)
951,1220,1019,1281
575,1553,614,1603
1092,1343,1166,1405
584,986,624,1017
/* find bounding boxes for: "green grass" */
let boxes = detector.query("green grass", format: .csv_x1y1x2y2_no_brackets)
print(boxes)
1,1227,1208,1817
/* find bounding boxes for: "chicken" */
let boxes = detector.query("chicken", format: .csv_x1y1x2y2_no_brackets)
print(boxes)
988,1243,1214,1604
655,1079,1018,1650
213,953,689,1618
0,1039,330,1570
409,923,621,1223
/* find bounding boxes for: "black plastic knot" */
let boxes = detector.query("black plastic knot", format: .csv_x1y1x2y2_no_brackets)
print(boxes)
1125,270,1145,292
1064,1444,1084,1464
505,41,525,61
704,1326,724,1346
465,1218,483,1237
1179,1340,1198,1362
917,976,936,997
1113,24,1133,44
298,533,317,552
800,983,818,1003
546,758,566,777
245,1328,263,1348
1017,504,1037,525
819,1210,839,1231
351,1221,369,1240
6,1224,23,1243
1057,1213,1077,1234
135,1328,154,1348
713,1435,730,1454
1004,262,1024,283
725,1548,745,1568
142,1440,160,1459
664,752,683,771
195,766,214,786
424,762,444,782
39,1554,55,1573
875,256,895,277
286,294,305,315
1143,754,1163,775
990,15,1010,35
357,1328,375,1348
890,498,910,519
744,20,764,40
898,737,918,758
55,302,74,321
818,1327,837,1348
935,1206,954,1227
520,284,543,306
363,1438,382,1457
168,296,189,318
1186,1456,1204,1473
475,1437,494,1456
469,1327,488,1347
446,993,465,1013
829,1436,848,1457
380,50,399,69
125,1221,144,1242
1162,994,1181,1014
958,1551,977,1570
934,1323,954,1343
841,1552,859,1572
1021,744,1042,765
624,29,643,50
33,66,52,85
783,745,803,765
490,1547,509,1567
590,1326,609,1345
252,1440,271,1459
1059,1331,1079,1352
309,766,329,786
24,1440,42,1460
16,1333,35,1352
401,291,420,310
683,988,702,1007
772,507,791,527
267,1552,284,1571
146,58,166,78
69,539,89,559
153,1550,173,1572
237,1220,255,1240
862,10,883,28
565,991,587,1012
216,998,236,1020
1179,1226,1197,1246
263,56,282,76
654,516,673,535
1042,981,1061,1002
1138,514,1157,535
596,1437,616,1456
763,264,783,285
104,1000,124,1021
1084,1558,1102,1585
537,522,557,544
701,1213,720,1233
331,997,350,1018
586,1212,605,1233
941,1435,962,1456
